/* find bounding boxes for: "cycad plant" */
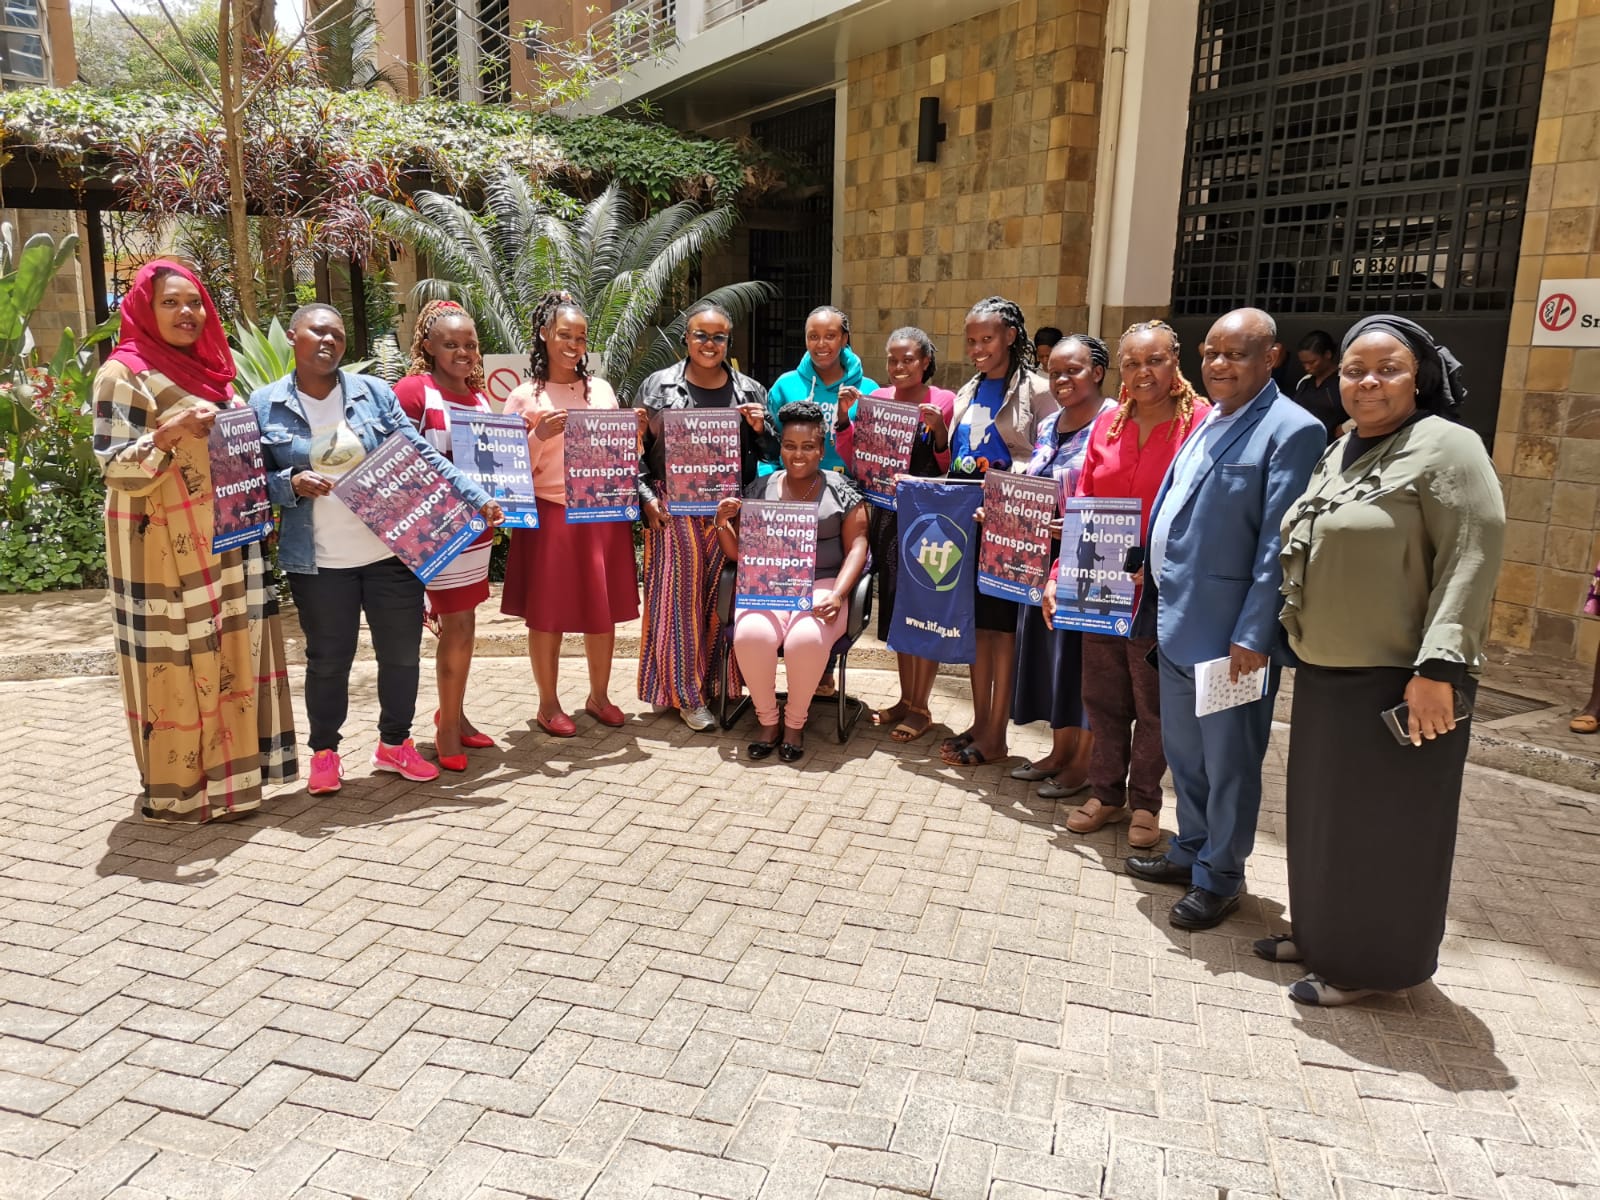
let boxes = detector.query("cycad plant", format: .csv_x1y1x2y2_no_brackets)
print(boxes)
367,175,776,399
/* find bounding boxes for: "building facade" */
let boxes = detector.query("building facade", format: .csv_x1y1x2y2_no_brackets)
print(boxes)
374,0,1593,663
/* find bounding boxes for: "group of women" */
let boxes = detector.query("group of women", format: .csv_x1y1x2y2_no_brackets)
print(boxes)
94,258,1503,1011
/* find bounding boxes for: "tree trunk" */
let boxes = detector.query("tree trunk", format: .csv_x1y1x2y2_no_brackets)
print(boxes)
218,0,258,324
241,0,274,42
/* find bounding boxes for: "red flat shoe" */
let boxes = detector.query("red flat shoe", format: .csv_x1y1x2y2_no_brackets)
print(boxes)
436,711,496,749
537,712,578,738
585,701,626,727
436,753,468,773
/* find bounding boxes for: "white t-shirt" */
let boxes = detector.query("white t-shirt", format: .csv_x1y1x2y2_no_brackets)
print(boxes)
299,384,393,570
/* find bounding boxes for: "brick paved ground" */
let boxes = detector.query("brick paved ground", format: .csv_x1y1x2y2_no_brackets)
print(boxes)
3,659,1599,1200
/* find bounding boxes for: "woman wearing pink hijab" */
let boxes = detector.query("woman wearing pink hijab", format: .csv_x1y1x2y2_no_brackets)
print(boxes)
92,260,299,823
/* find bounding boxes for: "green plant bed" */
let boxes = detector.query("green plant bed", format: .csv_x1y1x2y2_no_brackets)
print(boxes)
0,487,106,592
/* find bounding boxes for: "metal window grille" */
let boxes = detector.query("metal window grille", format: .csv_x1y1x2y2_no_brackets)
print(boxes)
748,98,835,386
1173,0,1552,318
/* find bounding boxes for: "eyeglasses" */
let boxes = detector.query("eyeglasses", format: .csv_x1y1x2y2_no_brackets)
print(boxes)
690,331,730,345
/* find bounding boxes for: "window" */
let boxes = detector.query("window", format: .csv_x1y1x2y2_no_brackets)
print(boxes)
0,0,47,87
1173,0,1552,317
423,0,511,103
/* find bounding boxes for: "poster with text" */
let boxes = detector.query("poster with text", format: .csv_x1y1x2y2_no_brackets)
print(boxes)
662,408,741,515
209,408,274,552
1053,496,1141,635
331,433,487,583
564,409,642,523
735,500,818,612
449,411,539,528
977,471,1056,604
851,396,920,508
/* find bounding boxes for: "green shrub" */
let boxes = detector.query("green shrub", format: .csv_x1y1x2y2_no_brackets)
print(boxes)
0,487,105,591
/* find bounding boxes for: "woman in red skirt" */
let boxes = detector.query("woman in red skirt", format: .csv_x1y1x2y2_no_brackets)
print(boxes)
394,300,498,770
502,291,640,735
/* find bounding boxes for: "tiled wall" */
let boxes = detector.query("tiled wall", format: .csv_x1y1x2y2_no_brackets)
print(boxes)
1490,2,1600,664
839,0,1105,389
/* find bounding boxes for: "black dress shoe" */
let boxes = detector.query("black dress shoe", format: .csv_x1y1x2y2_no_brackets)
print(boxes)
1124,854,1192,885
747,738,779,761
1169,886,1239,931
777,741,805,763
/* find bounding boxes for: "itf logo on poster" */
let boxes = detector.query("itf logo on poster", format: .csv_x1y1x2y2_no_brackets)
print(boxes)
889,479,982,664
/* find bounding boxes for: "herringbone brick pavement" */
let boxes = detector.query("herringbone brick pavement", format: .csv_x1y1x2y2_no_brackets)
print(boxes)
1,660,1598,1199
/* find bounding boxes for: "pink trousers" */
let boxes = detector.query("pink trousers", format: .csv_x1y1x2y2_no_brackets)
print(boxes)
732,578,847,730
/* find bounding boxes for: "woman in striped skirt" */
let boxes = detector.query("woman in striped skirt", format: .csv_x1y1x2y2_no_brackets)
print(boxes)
393,300,498,770
635,302,779,730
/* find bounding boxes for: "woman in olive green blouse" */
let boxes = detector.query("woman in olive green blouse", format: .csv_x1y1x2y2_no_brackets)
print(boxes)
1270,314,1505,1007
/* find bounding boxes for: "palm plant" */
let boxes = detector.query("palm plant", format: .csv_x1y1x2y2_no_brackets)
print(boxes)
367,175,777,400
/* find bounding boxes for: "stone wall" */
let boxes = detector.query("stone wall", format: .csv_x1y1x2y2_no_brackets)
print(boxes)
839,0,1104,390
1489,4,1600,665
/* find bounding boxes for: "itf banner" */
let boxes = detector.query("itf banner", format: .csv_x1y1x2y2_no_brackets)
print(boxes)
1053,496,1141,635
886,478,983,664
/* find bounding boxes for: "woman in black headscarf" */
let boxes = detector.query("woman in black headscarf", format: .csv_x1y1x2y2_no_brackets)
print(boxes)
1269,314,1504,1007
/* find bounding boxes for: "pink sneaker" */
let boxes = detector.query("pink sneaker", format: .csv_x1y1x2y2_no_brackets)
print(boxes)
307,749,342,795
371,738,439,782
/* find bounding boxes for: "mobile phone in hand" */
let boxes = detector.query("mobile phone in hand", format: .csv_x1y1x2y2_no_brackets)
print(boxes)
1380,691,1474,746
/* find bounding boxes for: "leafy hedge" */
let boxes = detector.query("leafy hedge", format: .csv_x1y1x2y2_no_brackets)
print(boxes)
0,86,753,204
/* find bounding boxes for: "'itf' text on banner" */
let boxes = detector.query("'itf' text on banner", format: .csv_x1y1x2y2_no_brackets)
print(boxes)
331,433,487,583
977,471,1056,604
449,411,539,528
886,478,983,664
1053,496,1140,635
735,500,818,611
850,396,920,508
564,409,641,523
662,408,741,516
209,408,274,553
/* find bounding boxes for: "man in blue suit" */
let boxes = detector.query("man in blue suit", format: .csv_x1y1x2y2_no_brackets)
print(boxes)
1125,308,1326,930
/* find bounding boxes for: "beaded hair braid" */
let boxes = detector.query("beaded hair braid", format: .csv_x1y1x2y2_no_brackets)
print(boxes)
963,295,1036,391
528,290,591,406
1106,319,1201,441
407,299,487,392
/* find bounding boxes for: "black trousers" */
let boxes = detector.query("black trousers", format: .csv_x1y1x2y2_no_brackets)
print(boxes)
288,556,425,752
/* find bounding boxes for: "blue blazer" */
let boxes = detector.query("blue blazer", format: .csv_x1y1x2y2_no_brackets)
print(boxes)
1133,381,1325,666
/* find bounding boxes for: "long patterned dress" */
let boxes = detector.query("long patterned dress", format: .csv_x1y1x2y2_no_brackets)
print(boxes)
94,360,298,822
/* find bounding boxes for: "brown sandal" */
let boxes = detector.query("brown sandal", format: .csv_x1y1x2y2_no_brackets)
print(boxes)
889,707,932,743
1570,713,1599,734
872,701,910,728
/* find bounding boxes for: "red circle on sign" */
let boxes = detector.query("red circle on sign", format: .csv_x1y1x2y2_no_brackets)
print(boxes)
485,367,524,404
1539,292,1578,332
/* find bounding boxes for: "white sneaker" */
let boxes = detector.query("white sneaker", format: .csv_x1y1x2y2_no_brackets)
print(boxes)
680,705,717,732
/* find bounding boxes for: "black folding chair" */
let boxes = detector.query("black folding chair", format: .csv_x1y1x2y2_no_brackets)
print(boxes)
714,563,874,744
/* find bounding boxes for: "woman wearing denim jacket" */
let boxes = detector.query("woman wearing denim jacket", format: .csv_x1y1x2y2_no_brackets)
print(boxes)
251,304,502,796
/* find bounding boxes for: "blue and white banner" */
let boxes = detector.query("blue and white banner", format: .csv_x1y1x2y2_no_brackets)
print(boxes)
887,478,983,664
1053,496,1141,635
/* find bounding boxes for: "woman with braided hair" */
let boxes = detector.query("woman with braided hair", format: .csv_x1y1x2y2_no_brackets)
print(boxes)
394,300,499,770
940,295,1057,768
1046,319,1209,848
501,291,638,736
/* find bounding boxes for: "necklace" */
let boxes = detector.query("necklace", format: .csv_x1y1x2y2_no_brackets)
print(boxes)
785,471,822,503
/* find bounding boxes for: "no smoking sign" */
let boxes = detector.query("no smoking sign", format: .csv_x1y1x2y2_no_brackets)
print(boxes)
1533,279,1600,347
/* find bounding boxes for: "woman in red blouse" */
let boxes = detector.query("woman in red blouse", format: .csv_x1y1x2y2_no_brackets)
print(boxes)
394,301,499,771
1057,320,1209,849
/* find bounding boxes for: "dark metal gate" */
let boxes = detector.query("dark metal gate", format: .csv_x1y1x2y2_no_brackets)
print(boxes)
1170,0,1553,442
748,98,835,386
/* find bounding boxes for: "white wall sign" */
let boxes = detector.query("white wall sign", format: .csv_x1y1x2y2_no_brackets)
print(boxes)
1532,279,1600,347
480,354,528,411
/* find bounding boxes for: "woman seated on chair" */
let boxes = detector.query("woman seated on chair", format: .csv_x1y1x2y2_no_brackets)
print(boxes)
715,400,869,763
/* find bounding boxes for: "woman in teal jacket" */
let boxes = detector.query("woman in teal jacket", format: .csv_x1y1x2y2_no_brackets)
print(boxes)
761,305,878,475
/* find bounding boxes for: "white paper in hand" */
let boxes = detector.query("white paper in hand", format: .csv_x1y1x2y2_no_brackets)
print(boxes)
1194,656,1269,717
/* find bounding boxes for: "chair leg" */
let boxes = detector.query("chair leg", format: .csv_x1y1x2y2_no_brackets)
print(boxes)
836,654,865,744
